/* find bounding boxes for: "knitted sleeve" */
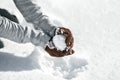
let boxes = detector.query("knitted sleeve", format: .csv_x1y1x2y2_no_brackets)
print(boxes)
0,16,50,48
13,0,57,37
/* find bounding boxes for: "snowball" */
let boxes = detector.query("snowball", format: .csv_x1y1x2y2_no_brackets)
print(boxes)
53,35,67,51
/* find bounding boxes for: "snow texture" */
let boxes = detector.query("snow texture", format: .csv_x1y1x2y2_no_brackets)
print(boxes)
0,0,120,80
53,35,66,51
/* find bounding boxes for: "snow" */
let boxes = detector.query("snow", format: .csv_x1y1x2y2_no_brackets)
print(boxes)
53,35,66,51
0,0,120,80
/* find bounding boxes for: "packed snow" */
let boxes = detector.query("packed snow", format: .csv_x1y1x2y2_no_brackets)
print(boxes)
0,0,120,80
53,35,66,51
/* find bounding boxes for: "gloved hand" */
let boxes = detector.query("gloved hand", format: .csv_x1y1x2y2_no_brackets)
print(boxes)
45,27,74,57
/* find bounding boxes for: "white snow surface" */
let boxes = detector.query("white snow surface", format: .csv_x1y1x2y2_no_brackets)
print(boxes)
0,0,120,80
53,35,66,51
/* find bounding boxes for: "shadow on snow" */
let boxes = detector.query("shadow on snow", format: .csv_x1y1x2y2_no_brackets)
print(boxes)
0,50,40,71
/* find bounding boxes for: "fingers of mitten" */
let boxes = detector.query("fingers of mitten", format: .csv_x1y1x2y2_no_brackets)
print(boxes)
61,27,70,35
70,36,74,48
57,27,70,35
65,49,74,56
71,49,75,54
65,35,74,48
45,46,65,57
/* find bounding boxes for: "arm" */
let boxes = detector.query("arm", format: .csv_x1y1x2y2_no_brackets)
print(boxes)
13,0,75,57
13,0,56,37
0,16,50,48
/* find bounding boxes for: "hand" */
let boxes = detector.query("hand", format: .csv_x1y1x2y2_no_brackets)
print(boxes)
45,27,74,57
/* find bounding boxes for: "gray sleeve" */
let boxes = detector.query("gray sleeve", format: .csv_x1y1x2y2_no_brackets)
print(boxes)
0,16,51,48
13,0,57,37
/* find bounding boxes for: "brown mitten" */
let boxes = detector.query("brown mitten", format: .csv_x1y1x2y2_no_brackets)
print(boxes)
45,27,74,57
